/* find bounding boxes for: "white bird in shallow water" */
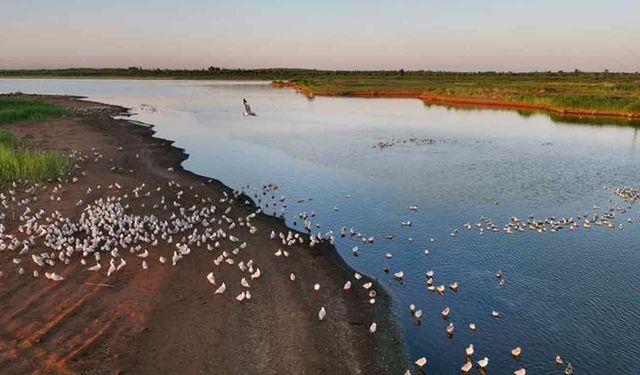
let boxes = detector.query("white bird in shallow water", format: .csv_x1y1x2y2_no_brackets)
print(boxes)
477,357,489,369
343,281,352,290
465,344,474,356
461,361,473,373
318,307,326,321
514,369,526,375
242,98,256,117
441,307,450,318
415,357,427,368
206,272,216,285
446,322,455,335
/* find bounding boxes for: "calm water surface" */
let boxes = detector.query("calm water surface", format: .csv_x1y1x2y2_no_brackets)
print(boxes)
2,79,640,374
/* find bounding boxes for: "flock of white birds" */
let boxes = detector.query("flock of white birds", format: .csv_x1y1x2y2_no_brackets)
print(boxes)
2,141,638,374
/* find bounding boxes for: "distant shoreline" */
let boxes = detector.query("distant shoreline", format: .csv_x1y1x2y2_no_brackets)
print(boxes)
2,71,639,120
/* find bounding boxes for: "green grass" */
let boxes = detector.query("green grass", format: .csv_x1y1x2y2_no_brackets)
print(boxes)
0,144,67,185
0,98,68,185
0,96,67,124
284,73,640,115
0,129,16,148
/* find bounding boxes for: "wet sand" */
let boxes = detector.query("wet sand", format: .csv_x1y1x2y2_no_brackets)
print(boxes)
0,96,406,374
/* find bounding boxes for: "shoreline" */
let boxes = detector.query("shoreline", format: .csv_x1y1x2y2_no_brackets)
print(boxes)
0,95,407,374
272,80,640,121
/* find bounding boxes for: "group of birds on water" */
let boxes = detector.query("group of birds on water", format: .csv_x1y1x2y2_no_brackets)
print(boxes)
238,174,640,374
233,187,635,374
372,137,453,150
451,185,638,238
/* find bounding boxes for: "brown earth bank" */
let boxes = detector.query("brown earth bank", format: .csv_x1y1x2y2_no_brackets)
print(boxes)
271,81,640,121
0,96,407,374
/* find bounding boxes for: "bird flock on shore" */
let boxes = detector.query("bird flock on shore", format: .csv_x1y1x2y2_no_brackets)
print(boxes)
1,143,638,374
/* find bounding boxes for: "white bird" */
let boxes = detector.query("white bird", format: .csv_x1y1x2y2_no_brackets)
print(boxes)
107,259,116,277
116,258,126,271
369,322,377,333
466,344,474,356
441,307,450,318
206,272,216,285
241,277,250,288
318,307,326,321
446,322,455,335
461,361,473,373
250,268,261,280
142,260,148,270
511,347,522,357
343,281,352,290
290,273,296,281
236,291,246,301
88,262,102,272
514,368,526,375
393,270,404,279
45,272,64,281
214,282,226,295
477,357,489,369
415,357,427,368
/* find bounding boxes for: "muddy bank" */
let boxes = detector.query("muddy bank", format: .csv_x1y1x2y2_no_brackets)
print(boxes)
0,95,407,374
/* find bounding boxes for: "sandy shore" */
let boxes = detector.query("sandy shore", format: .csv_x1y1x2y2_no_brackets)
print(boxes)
273,81,640,121
0,96,406,374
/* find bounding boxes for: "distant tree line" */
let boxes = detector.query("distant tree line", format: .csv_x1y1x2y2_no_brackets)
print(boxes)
1,67,638,81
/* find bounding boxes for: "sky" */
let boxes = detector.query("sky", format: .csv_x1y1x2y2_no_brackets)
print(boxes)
1,0,639,71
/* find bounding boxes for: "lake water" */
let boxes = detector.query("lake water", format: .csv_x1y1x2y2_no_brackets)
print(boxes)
2,79,640,374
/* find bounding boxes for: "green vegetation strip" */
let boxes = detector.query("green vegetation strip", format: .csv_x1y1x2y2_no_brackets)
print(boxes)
0,97,68,185
0,96,67,125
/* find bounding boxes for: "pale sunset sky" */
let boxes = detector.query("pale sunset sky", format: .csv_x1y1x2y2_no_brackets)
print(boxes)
1,0,638,71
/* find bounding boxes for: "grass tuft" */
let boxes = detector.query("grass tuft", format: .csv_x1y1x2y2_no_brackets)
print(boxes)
0,97,68,185
0,96,67,125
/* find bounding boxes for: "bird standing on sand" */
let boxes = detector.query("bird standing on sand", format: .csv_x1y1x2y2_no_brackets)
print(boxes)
243,98,256,117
